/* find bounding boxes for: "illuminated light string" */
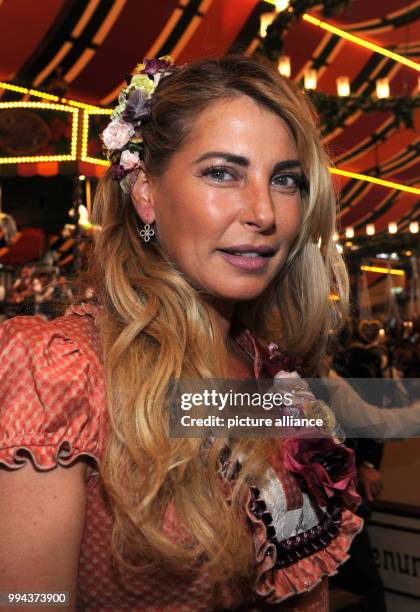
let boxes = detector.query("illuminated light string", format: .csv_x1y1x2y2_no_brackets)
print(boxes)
331,264,401,296
302,14,420,72
71,109,79,159
0,103,417,191
361,265,405,276
0,83,28,94
81,109,113,165
0,155,74,164
81,156,109,166
0,81,106,111
67,99,111,112
0,101,76,112
81,111,90,160
84,108,113,115
0,99,111,166
329,168,420,195
0,101,79,164
76,110,420,188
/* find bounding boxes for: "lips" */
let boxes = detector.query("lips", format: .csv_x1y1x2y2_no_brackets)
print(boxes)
219,244,275,257
218,245,276,271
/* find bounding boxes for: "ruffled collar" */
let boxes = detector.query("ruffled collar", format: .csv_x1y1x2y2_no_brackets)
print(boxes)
67,302,300,378
231,321,302,379
66,301,100,319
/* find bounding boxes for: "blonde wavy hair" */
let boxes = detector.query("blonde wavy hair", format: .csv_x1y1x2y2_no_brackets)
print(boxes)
88,55,348,586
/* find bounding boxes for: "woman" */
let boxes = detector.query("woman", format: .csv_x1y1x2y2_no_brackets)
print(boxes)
0,56,362,610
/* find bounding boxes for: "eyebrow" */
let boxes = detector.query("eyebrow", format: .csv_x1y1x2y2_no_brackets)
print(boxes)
194,151,302,173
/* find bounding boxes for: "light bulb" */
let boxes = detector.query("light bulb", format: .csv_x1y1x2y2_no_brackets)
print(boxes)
376,78,390,99
366,224,375,236
304,69,317,90
345,226,354,239
277,56,291,78
409,221,419,233
275,0,290,11
78,204,90,226
259,13,274,38
336,76,350,97
388,222,398,234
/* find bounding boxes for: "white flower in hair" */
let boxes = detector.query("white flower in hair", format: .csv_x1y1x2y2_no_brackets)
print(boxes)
102,118,135,151
120,149,140,170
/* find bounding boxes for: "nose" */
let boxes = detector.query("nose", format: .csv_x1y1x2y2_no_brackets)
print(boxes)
239,178,276,232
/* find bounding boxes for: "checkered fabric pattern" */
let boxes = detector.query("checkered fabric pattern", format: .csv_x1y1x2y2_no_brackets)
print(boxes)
0,305,361,610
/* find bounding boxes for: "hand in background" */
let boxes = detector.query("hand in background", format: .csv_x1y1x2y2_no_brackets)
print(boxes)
359,464,383,502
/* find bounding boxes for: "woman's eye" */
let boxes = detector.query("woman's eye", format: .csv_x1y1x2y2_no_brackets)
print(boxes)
201,166,235,183
271,174,300,191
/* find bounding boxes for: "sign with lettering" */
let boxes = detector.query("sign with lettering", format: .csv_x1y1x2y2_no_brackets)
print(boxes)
369,509,420,599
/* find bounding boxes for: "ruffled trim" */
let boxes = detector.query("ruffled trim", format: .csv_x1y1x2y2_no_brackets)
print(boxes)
230,320,302,378
245,487,363,604
65,301,101,322
0,440,100,472
0,309,105,478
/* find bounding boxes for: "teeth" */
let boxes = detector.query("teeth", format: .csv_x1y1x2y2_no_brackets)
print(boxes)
234,251,260,257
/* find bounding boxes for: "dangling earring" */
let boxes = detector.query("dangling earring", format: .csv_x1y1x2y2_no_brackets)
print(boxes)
137,221,155,242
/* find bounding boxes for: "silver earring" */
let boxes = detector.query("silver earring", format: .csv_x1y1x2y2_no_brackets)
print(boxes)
138,222,155,242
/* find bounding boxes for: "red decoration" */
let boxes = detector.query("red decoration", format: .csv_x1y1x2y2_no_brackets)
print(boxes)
0,227,46,265
37,161,59,176
17,163,37,177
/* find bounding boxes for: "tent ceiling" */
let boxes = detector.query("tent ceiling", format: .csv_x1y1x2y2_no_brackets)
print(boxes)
0,0,418,230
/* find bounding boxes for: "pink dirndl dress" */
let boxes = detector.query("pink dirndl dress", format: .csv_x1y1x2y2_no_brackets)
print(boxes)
0,304,362,610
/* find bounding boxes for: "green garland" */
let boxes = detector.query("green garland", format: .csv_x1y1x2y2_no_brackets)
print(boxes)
257,1,419,133
259,0,352,61
259,0,419,58
343,234,419,259
308,91,420,135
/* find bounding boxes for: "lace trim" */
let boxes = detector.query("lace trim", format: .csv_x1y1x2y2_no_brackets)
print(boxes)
249,486,342,569
245,485,363,604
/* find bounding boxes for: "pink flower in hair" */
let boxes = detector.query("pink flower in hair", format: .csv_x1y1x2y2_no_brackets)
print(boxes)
120,149,140,170
102,118,134,151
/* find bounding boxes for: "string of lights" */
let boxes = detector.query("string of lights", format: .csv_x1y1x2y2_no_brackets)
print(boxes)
0,81,106,111
0,102,79,164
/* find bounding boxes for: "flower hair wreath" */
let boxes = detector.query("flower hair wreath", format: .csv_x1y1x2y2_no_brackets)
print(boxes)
101,56,178,193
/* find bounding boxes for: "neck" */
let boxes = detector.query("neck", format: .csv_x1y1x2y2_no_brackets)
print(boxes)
204,297,236,343
204,297,255,379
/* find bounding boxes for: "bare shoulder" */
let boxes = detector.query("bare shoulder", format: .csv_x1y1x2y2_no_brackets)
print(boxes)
0,461,88,611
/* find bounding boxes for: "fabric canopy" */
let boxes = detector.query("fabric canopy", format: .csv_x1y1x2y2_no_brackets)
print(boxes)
0,0,418,230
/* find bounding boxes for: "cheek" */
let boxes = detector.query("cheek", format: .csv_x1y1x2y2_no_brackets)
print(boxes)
276,196,302,240
155,194,215,258
174,193,237,244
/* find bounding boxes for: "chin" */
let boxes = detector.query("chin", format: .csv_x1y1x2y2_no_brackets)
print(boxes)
210,282,269,302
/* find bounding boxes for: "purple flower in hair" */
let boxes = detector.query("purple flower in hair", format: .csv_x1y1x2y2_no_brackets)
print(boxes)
122,88,151,126
111,163,127,180
142,57,173,75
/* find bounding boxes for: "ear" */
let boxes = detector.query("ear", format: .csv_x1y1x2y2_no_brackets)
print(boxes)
130,167,156,225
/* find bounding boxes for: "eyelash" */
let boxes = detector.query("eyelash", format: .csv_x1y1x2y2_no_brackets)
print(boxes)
200,165,306,191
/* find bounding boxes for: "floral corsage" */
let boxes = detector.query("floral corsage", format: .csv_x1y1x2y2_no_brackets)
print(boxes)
283,437,361,511
101,56,177,182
